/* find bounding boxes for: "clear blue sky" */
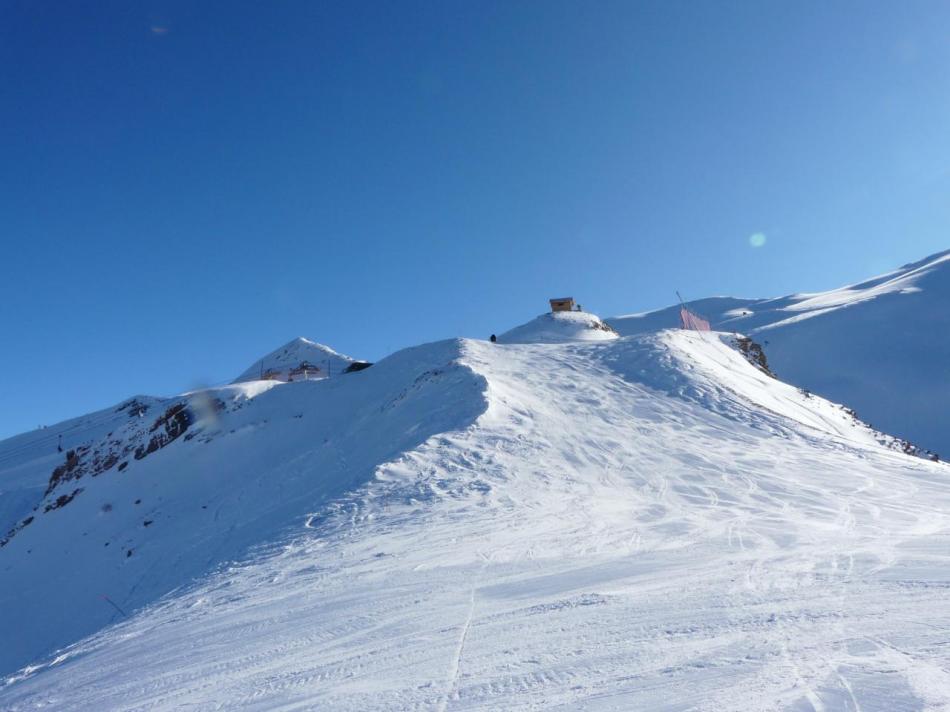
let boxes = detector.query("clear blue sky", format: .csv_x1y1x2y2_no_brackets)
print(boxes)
2,0,949,438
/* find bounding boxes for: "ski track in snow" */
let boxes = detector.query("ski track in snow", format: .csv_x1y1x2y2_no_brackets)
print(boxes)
438,567,480,712
3,329,950,710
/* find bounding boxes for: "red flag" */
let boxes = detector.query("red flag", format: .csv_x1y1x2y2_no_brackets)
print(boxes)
680,306,711,332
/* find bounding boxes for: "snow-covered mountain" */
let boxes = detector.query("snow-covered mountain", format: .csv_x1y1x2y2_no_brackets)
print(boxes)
3,292,950,709
0,339,466,679
232,336,358,382
610,249,950,457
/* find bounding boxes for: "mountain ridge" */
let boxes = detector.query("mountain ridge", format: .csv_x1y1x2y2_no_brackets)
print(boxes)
2,251,949,709
3,329,949,709
608,248,950,455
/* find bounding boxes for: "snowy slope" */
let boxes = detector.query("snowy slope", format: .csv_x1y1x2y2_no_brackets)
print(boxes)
609,249,950,457
0,397,163,538
232,336,357,382
0,340,480,678
498,310,619,344
4,317,950,710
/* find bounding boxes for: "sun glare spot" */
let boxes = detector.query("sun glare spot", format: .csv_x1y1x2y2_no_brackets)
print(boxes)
749,232,767,248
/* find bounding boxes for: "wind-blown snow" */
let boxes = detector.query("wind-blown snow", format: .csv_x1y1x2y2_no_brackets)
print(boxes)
3,328,950,710
609,249,950,457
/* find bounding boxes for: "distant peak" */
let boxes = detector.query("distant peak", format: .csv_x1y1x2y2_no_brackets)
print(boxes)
279,337,342,355
233,337,356,383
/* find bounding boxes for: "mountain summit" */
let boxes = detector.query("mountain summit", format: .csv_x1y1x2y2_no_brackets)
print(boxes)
233,337,357,383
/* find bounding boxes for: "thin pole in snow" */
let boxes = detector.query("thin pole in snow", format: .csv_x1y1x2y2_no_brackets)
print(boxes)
101,594,129,618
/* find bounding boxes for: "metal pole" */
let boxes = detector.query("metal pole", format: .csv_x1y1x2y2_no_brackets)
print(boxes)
101,594,129,618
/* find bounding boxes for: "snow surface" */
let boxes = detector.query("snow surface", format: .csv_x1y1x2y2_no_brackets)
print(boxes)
232,336,356,383
498,310,619,344
3,322,950,710
0,341,482,678
609,249,950,457
0,397,163,539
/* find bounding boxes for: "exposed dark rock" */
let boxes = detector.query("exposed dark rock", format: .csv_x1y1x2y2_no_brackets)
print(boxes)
134,403,194,460
93,452,119,476
44,488,83,513
10,400,200,549
46,446,90,495
732,336,775,378
116,398,151,418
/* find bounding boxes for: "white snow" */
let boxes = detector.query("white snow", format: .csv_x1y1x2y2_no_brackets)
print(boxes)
0,397,163,538
232,336,357,383
3,326,950,710
498,310,619,344
609,249,950,457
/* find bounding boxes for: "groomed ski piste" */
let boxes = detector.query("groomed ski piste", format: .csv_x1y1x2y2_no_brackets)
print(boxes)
3,311,950,710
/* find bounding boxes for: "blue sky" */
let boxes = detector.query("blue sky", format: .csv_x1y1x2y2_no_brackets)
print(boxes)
2,0,949,438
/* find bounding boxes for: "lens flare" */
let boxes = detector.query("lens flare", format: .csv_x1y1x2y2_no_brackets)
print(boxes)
749,232,767,248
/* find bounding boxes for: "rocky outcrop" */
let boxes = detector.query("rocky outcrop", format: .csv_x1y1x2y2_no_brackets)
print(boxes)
1,401,202,549
731,335,775,378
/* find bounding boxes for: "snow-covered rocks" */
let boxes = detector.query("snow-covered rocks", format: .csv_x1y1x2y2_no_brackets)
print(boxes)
233,337,357,383
498,310,619,344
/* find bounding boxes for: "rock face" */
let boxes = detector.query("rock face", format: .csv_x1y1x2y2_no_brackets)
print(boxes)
1,399,203,549
731,335,775,378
